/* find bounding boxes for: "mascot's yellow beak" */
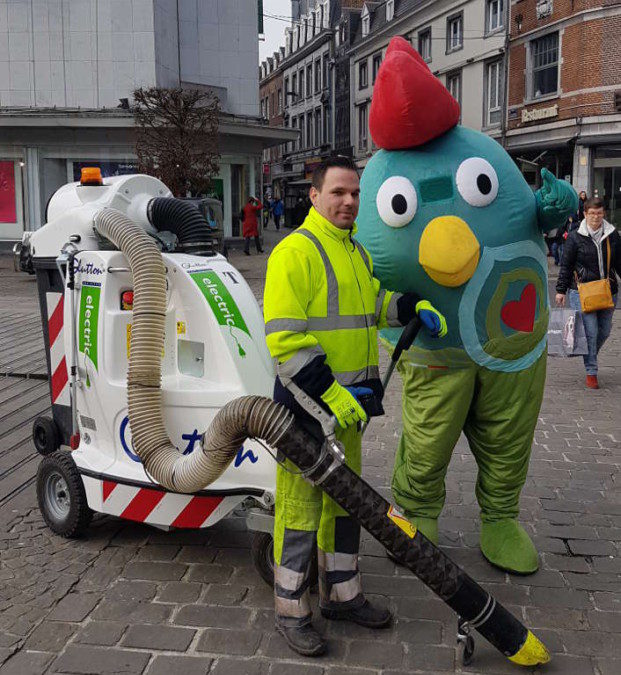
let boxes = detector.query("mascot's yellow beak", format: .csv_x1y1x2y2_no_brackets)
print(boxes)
418,216,480,287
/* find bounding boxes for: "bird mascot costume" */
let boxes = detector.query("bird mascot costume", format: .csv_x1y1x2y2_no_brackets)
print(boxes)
356,37,577,574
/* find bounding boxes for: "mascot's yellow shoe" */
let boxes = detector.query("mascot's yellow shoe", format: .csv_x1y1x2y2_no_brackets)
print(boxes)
480,520,538,575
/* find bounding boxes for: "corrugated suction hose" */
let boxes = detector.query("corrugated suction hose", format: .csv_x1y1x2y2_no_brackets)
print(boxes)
94,208,294,492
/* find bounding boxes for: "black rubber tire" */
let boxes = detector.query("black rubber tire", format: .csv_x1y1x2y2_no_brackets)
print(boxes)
37,452,92,538
32,416,60,456
251,531,319,589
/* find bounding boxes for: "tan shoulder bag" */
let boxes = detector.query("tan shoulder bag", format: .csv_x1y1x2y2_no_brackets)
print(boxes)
576,238,614,312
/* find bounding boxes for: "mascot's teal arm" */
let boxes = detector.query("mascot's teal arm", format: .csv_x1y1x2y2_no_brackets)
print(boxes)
535,168,579,233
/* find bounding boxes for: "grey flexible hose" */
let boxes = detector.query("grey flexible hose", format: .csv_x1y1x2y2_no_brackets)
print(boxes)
94,208,293,492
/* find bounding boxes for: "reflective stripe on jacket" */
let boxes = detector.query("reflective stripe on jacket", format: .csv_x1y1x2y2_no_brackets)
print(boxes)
263,207,401,388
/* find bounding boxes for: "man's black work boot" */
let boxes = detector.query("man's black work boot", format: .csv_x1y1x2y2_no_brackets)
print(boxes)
321,599,393,628
276,622,327,657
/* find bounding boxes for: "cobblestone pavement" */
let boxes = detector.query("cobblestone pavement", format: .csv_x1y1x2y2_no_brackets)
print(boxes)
0,229,620,675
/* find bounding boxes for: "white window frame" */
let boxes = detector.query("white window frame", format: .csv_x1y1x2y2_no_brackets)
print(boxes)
446,70,462,112
386,0,394,22
447,13,463,53
485,60,502,127
418,27,432,62
528,31,560,100
359,60,368,89
358,104,368,151
361,6,370,37
485,0,504,34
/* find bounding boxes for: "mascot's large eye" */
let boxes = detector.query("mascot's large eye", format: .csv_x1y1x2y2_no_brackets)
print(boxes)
376,176,418,228
455,158,499,207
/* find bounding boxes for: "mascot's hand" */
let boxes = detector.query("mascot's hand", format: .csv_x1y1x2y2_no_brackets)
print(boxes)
536,168,579,233
415,300,448,338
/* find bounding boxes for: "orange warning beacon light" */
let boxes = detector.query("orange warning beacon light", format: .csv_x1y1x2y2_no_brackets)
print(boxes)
80,167,103,186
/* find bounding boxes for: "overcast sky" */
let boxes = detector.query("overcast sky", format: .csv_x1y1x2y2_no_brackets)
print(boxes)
259,0,293,63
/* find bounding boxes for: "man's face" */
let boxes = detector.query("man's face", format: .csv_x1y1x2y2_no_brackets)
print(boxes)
310,167,360,229
585,207,605,230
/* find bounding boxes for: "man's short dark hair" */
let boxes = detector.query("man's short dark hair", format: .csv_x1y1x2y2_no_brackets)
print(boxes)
311,155,359,191
584,197,605,212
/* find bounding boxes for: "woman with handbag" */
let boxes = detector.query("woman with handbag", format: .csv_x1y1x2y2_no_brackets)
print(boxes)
556,198,621,389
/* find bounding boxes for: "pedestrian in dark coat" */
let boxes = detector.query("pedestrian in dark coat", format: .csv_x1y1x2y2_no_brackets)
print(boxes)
556,197,621,389
242,197,264,255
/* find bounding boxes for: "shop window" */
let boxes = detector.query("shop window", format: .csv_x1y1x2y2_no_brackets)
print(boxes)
446,13,463,53
529,32,559,99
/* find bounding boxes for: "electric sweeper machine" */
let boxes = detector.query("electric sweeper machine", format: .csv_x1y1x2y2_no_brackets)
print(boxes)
18,171,551,669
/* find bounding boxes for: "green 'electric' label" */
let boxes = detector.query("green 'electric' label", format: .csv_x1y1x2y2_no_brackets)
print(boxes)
190,271,250,337
78,283,101,370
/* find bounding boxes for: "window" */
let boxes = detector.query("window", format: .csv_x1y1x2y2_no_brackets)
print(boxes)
322,54,329,90
358,104,368,150
418,28,431,62
299,69,304,98
446,70,462,111
293,116,298,150
315,58,321,93
359,60,368,89
323,105,330,144
323,1,329,29
306,64,313,97
447,13,463,52
265,96,270,118
320,4,324,30
292,73,297,101
386,0,394,22
278,88,283,113
530,33,559,98
271,92,275,118
312,10,316,35
361,6,370,37
315,108,322,146
296,25,300,49
486,0,504,34
284,77,289,100
304,18,308,43
372,54,382,83
485,60,502,126
307,111,313,147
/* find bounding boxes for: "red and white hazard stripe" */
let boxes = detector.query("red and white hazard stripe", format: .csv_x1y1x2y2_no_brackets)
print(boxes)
47,292,70,406
82,476,238,529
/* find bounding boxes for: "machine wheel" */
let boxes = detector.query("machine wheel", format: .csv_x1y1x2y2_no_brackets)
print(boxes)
251,532,319,589
37,452,92,538
32,416,60,456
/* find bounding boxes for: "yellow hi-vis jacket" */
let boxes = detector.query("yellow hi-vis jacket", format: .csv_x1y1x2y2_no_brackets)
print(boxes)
263,207,403,391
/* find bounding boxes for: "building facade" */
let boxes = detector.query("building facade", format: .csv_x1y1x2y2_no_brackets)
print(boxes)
350,0,508,167
0,0,294,242
259,49,286,197
506,0,621,227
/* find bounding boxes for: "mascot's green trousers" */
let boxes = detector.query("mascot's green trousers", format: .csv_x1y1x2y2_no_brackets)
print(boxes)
392,351,546,574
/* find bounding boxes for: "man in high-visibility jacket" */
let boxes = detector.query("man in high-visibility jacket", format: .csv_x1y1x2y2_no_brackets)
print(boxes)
263,156,447,656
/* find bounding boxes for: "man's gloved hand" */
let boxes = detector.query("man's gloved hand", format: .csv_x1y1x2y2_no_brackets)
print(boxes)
415,300,448,338
320,381,368,429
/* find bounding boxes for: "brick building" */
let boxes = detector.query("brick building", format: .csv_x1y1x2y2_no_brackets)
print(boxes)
505,0,621,226
259,51,286,197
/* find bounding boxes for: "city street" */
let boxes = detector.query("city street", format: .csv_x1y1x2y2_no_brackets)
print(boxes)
0,228,619,675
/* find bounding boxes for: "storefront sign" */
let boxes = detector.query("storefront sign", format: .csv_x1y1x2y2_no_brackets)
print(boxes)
0,161,17,223
521,105,558,124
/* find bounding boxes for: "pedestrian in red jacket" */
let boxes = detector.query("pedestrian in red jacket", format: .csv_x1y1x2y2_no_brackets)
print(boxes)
242,197,264,255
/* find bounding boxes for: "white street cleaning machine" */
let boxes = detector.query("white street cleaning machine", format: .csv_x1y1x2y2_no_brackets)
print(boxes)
18,171,551,668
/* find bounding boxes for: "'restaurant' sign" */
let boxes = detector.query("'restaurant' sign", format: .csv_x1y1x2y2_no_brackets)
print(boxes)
521,105,558,123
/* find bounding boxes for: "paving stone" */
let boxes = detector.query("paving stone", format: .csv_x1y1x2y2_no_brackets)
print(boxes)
186,563,234,583
524,608,589,632
394,618,443,644
50,645,151,674
401,643,455,672
122,623,195,651
135,545,181,561
588,611,621,633
563,571,620,591
48,593,100,622
269,663,324,675
74,621,127,646
174,604,252,628
146,655,213,675
196,628,262,655
596,658,621,675
210,657,266,675
200,584,248,605
175,546,217,564
542,553,591,573
567,539,617,556
346,639,403,669
0,650,54,675
157,581,202,604
123,561,187,581
593,592,621,612
24,620,77,651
